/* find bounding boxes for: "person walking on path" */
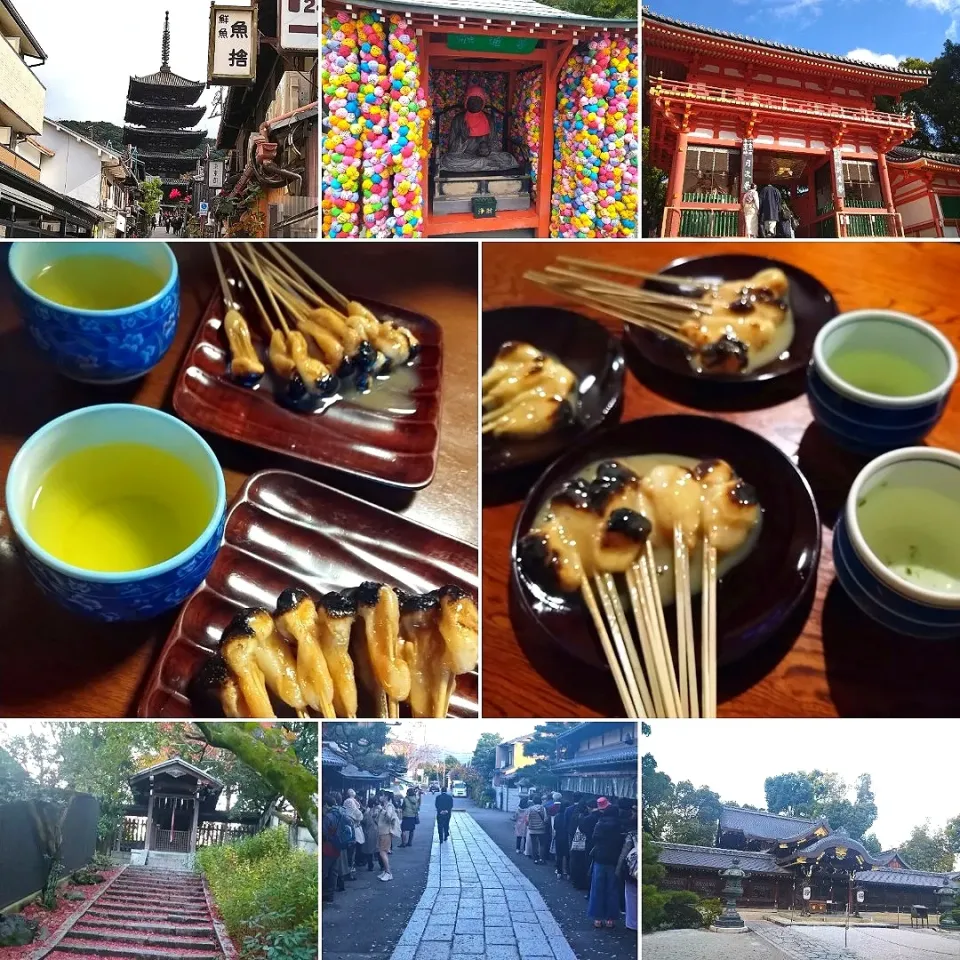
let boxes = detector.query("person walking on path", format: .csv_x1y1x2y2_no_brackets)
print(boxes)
376,793,400,881
435,785,453,842
400,787,419,847
526,794,548,864
513,797,529,853
342,788,363,880
360,797,378,872
617,819,638,931
588,797,625,928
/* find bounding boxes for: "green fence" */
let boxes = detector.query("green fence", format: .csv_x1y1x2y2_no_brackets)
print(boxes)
678,208,740,237
845,214,894,237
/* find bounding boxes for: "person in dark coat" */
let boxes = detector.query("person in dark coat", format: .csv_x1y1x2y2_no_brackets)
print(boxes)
435,786,454,842
588,798,626,927
759,183,781,237
568,800,591,890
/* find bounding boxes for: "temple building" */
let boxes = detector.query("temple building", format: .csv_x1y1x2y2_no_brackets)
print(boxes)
123,11,206,205
554,722,638,799
888,147,960,237
655,804,959,913
643,7,931,238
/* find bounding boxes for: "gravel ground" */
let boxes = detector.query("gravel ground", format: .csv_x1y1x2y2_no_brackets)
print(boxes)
643,928,784,960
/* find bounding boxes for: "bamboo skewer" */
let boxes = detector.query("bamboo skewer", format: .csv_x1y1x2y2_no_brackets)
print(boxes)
701,537,718,719
271,243,352,313
593,576,647,718
210,244,263,381
674,525,699,719
635,554,681,719
555,255,717,291
597,574,655,718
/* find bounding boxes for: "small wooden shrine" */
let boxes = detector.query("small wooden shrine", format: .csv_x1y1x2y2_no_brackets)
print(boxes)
656,805,960,913
128,757,223,857
643,7,930,238
323,0,638,238
124,11,206,203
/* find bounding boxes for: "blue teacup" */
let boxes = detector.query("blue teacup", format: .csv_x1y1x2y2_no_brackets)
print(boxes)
807,309,957,456
5,404,226,622
8,241,179,384
834,446,960,639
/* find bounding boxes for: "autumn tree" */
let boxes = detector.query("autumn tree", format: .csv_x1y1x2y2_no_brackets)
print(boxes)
470,733,502,785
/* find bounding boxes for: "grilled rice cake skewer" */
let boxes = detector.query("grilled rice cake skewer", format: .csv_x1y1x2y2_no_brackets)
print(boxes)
399,592,450,719
355,583,411,707
275,589,337,718
436,586,479,677
193,655,250,718
220,613,277,718
316,591,359,718
351,618,388,718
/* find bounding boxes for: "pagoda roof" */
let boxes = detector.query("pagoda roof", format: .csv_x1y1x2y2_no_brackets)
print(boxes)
136,152,199,176
126,12,204,106
718,805,817,841
643,7,930,83
328,0,634,29
124,101,206,127
124,126,206,151
888,146,960,169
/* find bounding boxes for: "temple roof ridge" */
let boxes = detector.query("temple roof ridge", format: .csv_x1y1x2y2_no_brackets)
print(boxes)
642,7,932,77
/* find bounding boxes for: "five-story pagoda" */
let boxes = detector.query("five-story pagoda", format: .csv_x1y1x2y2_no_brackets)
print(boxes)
124,11,206,199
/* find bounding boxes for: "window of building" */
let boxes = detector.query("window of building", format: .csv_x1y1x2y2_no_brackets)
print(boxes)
682,146,741,201
842,160,883,207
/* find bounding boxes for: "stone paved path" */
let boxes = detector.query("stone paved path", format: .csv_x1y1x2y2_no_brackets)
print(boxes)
388,811,577,960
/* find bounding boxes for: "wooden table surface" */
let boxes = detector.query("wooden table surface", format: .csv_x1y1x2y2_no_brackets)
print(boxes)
481,240,960,719
0,241,478,718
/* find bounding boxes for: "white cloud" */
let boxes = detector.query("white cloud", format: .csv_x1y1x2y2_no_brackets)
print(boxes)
907,0,957,12
15,0,251,136
845,47,905,67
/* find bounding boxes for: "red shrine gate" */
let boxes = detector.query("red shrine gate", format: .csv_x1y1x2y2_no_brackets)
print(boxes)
643,9,930,238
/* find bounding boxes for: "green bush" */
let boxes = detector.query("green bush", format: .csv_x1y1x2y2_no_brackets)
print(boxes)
88,853,115,871
699,897,723,927
662,890,704,929
71,869,104,885
242,910,316,960
0,915,38,946
197,828,318,954
641,884,666,933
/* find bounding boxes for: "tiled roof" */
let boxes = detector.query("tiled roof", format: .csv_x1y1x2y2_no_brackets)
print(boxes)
335,0,635,26
856,869,950,889
783,832,881,866
642,7,930,76
877,849,913,868
655,842,788,875
552,742,638,770
132,67,204,89
719,805,816,840
322,746,346,768
888,146,960,166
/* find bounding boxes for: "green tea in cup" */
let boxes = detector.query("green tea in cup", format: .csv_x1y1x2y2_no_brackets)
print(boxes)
827,349,940,397
29,256,167,310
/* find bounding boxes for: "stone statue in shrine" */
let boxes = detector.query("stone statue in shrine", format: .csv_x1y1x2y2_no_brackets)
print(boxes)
441,85,519,172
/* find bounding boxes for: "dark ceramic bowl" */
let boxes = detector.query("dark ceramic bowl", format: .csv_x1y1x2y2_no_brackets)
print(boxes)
482,306,626,476
510,415,821,674
624,254,838,385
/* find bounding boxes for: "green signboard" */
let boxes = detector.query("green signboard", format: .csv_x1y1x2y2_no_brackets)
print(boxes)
446,33,538,54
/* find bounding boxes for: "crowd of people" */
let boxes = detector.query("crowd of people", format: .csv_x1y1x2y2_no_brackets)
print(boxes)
741,180,800,238
513,792,639,932
158,211,187,236
322,785,429,899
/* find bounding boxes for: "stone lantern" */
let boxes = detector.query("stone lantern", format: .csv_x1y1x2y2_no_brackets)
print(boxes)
937,882,959,929
716,858,747,929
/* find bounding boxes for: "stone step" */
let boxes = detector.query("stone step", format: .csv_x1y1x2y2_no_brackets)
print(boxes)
50,944,220,960
88,908,210,923
66,929,217,949
101,892,207,905
111,879,203,890
78,918,213,937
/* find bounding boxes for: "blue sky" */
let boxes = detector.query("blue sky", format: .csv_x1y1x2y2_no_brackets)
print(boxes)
647,0,958,66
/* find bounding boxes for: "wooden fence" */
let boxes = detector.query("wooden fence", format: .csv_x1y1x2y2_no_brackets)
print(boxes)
0,793,99,912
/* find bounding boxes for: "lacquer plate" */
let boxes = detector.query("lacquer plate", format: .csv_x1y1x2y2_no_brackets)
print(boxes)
172,286,443,489
510,415,820,695
482,306,626,476
624,254,838,384
138,469,479,718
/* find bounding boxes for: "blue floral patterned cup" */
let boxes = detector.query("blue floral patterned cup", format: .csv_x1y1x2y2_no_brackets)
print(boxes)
8,242,179,384
5,404,226,622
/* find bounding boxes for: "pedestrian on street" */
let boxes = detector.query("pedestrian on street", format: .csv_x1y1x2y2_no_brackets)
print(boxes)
342,788,363,880
554,798,571,879
400,787,419,847
376,793,400,882
568,800,591,890
164,215,170,235
588,797,623,928
513,798,529,853
526,794,547,864
435,785,453,842
321,793,350,902
360,797,378,871
617,815,638,931
546,792,562,863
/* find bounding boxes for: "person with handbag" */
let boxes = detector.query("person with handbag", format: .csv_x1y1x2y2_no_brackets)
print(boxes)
400,788,419,847
526,794,548,864
513,797,529,853
588,798,624,928
568,800,591,890
342,789,364,880
554,798,571,879
617,824,639,931
376,793,401,881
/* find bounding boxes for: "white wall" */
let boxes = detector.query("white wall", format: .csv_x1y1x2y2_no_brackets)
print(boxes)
0,33,43,133
897,194,936,232
37,123,105,208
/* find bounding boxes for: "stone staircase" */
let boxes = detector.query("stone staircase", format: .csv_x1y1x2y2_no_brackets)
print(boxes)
44,867,224,960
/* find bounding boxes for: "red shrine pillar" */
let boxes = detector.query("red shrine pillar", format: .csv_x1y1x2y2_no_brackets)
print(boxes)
877,151,895,213
925,174,944,237
666,131,688,237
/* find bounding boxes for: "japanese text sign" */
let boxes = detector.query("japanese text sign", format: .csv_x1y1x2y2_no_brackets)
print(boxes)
209,5,257,84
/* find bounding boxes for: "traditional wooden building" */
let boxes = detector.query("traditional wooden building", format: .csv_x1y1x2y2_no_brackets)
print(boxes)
321,742,389,799
655,804,958,913
888,147,960,237
553,722,638,799
643,7,930,238
124,12,206,205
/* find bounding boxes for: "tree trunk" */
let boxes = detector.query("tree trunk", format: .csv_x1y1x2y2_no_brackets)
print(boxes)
195,723,318,842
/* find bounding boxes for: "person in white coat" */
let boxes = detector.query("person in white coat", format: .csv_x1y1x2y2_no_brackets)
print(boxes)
742,180,760,238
